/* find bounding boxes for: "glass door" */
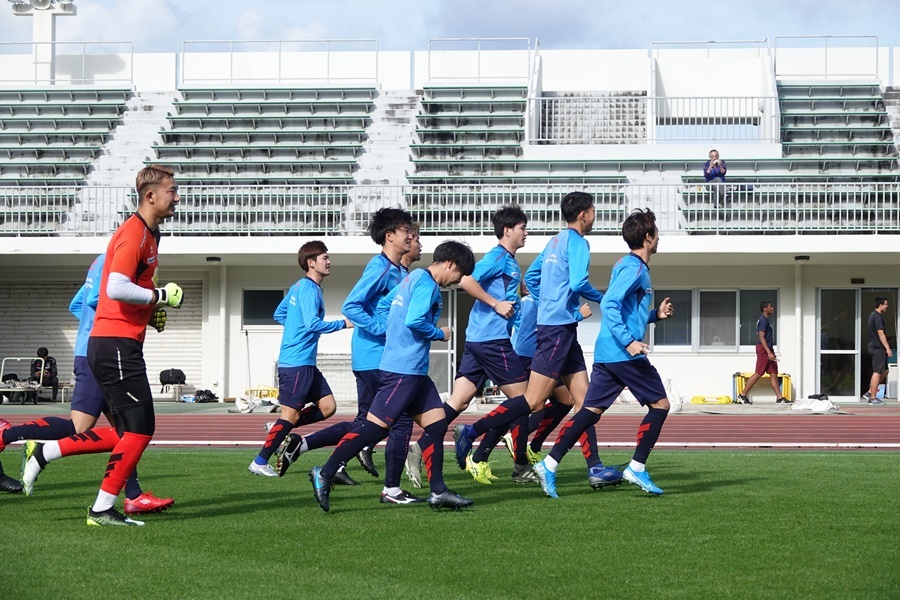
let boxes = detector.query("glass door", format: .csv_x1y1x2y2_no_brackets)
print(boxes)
428,289,457,395
860,288,898,399
818,289,858,398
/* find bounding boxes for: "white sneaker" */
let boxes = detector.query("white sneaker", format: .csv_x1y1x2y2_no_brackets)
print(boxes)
248,461,278,477
22,440,44,497
404,442,423,489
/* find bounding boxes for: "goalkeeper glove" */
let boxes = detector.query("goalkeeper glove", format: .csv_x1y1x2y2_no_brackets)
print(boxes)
155,282,184,308
149,308,167,332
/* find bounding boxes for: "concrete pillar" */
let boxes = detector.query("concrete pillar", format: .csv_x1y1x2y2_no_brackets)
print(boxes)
10,2,76,85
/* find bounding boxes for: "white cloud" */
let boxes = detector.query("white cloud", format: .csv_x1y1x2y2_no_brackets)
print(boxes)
54,0,181,49
236,9,263,40
0,0,898,54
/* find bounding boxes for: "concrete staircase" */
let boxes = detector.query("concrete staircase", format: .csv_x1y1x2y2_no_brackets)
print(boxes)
884,86,900,144
87,91,176,187
70,92,176,233
346,90,419,233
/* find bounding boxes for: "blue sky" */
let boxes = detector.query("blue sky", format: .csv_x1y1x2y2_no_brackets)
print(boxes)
1,0,898,52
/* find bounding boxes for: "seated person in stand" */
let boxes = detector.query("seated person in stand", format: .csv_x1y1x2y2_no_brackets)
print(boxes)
703,149,727,207
30,347,59,403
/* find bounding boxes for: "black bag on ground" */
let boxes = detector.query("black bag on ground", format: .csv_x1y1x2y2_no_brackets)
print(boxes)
159,369,186,386
194,389,219,403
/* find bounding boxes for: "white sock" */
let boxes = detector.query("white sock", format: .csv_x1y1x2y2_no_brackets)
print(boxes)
629,460,646,472
91,490,118,513
383,487,401,496
42,441,62,463
544,456,559,473
298,438,309,455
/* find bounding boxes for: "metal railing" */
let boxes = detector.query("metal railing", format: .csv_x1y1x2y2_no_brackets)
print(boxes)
651,37,770,58
1,183,899,237
426,38,532,83
774,35,880,80
0,41,134,86
528,96,779,144
180,39,379,87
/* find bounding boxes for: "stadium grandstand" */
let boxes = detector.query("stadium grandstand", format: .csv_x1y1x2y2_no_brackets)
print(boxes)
0,25,898,408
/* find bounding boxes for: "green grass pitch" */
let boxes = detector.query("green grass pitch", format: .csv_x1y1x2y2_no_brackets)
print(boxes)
4,449,899,599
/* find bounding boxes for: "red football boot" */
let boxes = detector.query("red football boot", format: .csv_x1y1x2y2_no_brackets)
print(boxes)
124,491,175,515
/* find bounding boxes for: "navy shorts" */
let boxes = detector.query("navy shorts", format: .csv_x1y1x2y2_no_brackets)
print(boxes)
457,340,527,389
368,371,443,427
530,323,586,379
353,369,382,422
277,366,333,410
584,357,667,409
87,337,153,416
519,355,564,388
70,355,107,418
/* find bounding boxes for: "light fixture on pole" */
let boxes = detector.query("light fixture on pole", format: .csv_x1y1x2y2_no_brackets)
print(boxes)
794,255,810,263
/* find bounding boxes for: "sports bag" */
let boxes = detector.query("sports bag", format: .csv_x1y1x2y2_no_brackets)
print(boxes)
159,369,186,385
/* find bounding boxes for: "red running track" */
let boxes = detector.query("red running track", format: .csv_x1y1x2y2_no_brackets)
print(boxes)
8,411,900,449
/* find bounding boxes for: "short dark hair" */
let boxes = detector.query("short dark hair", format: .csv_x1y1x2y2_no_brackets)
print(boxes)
560,191,594,223
298,240,328,272
367,208,413,246
491,205,528,239
760,301,772,312
135,164,175,202
36,347,48,358
875,296,888,308
622,208,657,250
433,240,475,276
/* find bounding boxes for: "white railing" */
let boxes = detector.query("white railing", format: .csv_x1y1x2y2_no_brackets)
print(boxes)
1,183,898,237
0,41,134,87
426,38,531,83
528,96,779,144
651,37,770,59
180,39,379,87
774,35,880,80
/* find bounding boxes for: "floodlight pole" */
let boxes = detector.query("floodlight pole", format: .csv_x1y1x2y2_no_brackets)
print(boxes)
10,2,77,85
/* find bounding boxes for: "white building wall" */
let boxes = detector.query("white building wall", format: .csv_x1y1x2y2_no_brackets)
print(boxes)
773,46,890,84
0,46,893,91
133,53,177,91
413,49,532,87
654,55,766,97
536,50,651,92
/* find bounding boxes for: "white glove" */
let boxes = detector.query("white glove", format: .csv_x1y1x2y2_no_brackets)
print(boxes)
155,282,184,308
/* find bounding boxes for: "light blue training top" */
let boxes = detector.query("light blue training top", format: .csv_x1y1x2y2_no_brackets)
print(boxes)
342,252,407,371
524,228,603,326
69,253,105,357
376,268,445,376
465,244,521,343
595,253,660,364
275,277,346,368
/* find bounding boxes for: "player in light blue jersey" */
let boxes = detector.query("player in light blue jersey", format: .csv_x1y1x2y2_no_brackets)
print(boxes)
310,241,476,512
403,206,527,486
273,210,419,501
534,209,675,498
249,241,351,477
457,192,618,490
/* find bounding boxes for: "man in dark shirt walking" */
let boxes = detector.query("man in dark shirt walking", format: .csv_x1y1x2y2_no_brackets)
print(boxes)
737,301,789,404
863,297,892,406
